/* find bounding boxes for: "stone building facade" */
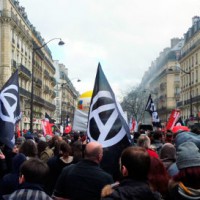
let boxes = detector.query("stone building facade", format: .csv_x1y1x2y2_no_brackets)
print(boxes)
178,16,200,123
54,61,79,129
141,38,184,123
0,0,56,131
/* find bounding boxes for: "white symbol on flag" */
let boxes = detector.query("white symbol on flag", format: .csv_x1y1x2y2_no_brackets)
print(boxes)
87,91,126,148
0,85,19,124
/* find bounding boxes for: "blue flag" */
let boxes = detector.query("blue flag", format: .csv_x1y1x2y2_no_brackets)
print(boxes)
87,63,131,180
0,70,21,148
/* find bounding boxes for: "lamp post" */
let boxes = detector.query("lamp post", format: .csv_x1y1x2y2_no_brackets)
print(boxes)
30,38,65,133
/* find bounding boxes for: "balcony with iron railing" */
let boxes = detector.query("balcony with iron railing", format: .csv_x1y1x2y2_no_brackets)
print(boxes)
19,87,31,98
44,85,49,93
50,76,57,86
51,91,56,98
11,59,17,69
44,69,50,78
34,95,45,106
19,64,31,78
35,78,42,88
44,101,56,111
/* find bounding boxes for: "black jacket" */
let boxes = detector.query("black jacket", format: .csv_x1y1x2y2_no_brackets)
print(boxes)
102,178,161,200
53,159,114,200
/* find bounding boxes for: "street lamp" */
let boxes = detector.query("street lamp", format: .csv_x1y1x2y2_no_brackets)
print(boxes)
30,38,65,133
70,77,81,82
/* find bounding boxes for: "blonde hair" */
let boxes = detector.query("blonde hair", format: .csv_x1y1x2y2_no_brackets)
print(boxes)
137,134,151,149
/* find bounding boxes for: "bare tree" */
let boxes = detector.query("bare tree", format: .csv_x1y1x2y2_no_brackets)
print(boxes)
121,86,149,123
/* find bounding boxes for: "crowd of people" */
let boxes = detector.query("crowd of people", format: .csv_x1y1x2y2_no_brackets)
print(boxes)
0,126,200,200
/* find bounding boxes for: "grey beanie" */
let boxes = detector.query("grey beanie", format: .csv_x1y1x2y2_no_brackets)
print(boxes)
176,141,200,170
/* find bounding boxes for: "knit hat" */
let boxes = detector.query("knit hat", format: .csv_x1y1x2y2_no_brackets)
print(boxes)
175,131,200,149
176,142,200,170
160,143,176,161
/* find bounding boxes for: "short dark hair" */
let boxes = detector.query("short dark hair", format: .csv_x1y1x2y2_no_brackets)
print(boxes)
20,158,49,184
121,146,150,180
19,139,38,157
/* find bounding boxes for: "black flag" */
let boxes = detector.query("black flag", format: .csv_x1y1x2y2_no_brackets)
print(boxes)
0,70,21,148
145,94,161,127
45,112,55,124
87,63,131,180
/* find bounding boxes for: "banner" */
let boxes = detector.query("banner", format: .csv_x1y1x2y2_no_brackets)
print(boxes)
72,109,88,131
166,109,180,131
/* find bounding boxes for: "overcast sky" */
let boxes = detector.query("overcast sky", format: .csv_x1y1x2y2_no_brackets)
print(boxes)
19,0,200,99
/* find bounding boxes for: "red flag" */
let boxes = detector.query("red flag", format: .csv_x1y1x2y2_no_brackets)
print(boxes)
64,125,72,134
166,109,180,131
130,118,137,132
41,119,53,136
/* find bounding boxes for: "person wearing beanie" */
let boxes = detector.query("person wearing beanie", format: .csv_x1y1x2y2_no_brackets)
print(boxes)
169,142,200,200
174,131,200,150
160,143,179,177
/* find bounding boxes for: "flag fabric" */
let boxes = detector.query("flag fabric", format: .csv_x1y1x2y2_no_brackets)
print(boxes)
0,70,21,149
87,63,131,180
145,94,161,127
166,109,181,131
42,113,54,136
45,112,55,124
129,117,138,132
175,116,184,126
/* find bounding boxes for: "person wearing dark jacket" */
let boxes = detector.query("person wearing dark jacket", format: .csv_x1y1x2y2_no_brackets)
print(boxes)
2,158,52,200
46,141,74,195
101,146,160,200
0,153,26,196
53,141,113,200
169,142,200,200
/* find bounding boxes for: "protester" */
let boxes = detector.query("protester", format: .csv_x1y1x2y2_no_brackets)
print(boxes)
48,135,62,156
151,131,163,154
19,139,38,159
2,158,52,200
148,156,171,199
37,140,54,163
0,153,26,196
0,145,6,178
101,146,160,200
174,131,200,149
165,130,173,143
169,142,200,199
46,141,74,195
137,134,159,158
53,141,113,200
160,143,179,177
